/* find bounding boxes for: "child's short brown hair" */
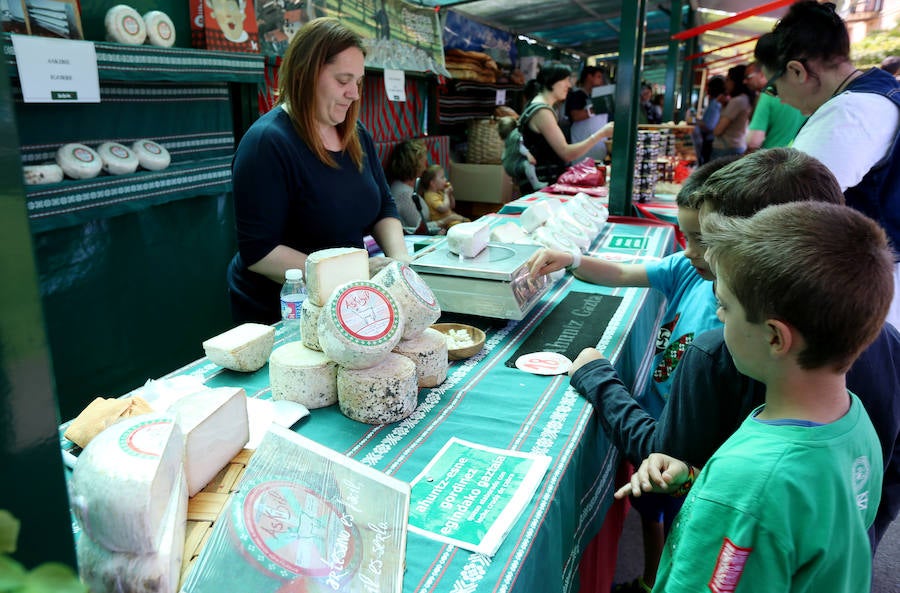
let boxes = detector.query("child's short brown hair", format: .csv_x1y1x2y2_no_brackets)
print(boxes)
497,116,517,140
419,164,444,192
387,139,426,182
675,155,741,208
703,202,893,371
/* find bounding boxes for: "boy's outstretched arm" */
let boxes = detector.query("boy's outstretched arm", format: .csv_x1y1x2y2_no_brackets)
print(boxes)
614,453,693,500
528,248,650,287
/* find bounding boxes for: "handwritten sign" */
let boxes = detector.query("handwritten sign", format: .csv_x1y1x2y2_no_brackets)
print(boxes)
383,69,407,102
11,35,100,103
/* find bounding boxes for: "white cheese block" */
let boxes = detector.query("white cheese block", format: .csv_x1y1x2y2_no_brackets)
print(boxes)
447,220,491,258
300,298,323,351
548,215,591,251
269,342,338,409
520,201,554,232
22,163,63,185
70,413,184,553
372,261,441,340
97,141,139,175
317,281,404,369
56,143,102,180
105,5,147,44
305,247,370,307
563,200,601,234
337,353,418,424
202,323,275,372
533,225,580,253
77,472,187,593
143,11,175,47
490,222,527,244
132,139,171,171
393,328,448,388
168,387,249,497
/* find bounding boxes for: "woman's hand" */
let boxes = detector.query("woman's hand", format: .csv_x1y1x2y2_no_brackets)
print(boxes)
613,454,692,499
527,248,573,277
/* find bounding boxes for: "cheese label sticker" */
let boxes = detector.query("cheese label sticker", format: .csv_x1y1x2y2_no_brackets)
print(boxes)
334,283,397,344
120,419,173,458
514,352,572,375
236,480,360,581
109,145,129,159
123,15,140,35
143,141,162,154
400,265,438,308
73,147,94,163
157,22,172,40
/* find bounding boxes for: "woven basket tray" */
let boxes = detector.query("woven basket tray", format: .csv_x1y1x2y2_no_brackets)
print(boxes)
466,118,504,164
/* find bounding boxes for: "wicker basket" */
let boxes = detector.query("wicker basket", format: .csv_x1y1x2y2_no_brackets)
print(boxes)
466,118,504,164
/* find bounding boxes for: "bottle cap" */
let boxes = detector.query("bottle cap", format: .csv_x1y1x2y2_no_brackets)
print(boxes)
285,268,303,281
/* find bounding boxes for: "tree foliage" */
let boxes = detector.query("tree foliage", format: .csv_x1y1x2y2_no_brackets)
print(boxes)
852,28,900,68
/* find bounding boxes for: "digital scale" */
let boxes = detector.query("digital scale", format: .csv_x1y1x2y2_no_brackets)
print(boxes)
410,241,551,320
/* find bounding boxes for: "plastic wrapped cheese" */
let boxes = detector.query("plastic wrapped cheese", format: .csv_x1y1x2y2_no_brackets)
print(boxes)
372,261,441,340
393,328,448,388
70,413,184,553
520,201,554,232
22,163,63,185
202,323,275,372
269,342,338,409
169,387,249,496
573,192,608,221
56,143,102,179
143,10,175,47
566,197,607,231
300,298,323,351
318,281,404,369
77,473,187,593
533,225,581,253
132,139,171,171
337,353,418,424
97,141,139,175
447,220,491,258
105,5,147,44
548,215,591,251
305,247,370,306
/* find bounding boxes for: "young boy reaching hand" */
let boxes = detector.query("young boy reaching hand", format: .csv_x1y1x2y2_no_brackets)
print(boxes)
617,202,892,592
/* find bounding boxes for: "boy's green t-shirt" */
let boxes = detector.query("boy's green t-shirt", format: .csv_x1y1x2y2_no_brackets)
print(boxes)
748,92,807,149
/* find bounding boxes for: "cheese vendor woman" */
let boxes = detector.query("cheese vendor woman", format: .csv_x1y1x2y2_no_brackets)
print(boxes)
227,17,409,324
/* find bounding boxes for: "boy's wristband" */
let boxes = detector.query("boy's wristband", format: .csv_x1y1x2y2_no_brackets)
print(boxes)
671,465,696,497
566,250,582,272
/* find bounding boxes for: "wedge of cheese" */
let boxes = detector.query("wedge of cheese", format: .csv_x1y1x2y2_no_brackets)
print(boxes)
269,342,338,409
338,353,418,424
393,328,448,388
447,220,491,258
305,247,370,306
520,201,554,232
78,472,187,593
490,222,527,244
70,413,184,553
168,387,249,497
372,261,441,340
202,323,275,372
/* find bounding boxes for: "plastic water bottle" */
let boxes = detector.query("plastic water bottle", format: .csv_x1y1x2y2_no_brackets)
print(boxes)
280,268,306,342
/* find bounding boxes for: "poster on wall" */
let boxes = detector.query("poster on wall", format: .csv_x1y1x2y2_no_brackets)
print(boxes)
255,0,448,75
1,0,30,33
21,0,83,39
190,0,260,53
443,10,516,67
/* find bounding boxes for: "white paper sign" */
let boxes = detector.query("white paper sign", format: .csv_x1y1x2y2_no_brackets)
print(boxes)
384,69,407,102
495,89,507,105
11,35,100,103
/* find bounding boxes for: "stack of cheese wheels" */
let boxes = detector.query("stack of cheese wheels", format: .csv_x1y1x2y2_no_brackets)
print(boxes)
337,353,418,424
269,342,338,409
71,413,188,592
392,328,448,388
302,247,370,352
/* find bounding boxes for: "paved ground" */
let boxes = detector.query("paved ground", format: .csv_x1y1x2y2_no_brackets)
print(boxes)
614,505,900,591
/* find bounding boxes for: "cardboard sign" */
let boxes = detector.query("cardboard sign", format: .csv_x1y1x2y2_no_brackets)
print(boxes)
190,0,259,53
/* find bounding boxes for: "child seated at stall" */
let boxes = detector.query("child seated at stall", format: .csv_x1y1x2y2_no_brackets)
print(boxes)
616,201,892,591
419,164,469,228
497,116,547,191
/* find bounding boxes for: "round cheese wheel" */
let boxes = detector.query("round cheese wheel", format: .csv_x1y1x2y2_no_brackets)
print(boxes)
393,328,448,388
105,5,147,45
269,342,338,409
97,142,139,175
56,143,102,179
533,225,580,253
23,163,63,185
300,298,323,351
337,353,418,424
143,11,175,47
131,139,171,171
372,261,441,340
317,281,405,370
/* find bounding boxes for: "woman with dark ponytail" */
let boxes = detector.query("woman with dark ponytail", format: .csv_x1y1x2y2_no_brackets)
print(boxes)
710,64,754,159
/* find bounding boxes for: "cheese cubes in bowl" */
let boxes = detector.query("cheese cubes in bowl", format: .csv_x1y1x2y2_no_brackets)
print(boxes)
431,323,486,360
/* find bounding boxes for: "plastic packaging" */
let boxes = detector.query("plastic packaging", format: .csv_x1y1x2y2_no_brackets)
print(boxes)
280,268,306,342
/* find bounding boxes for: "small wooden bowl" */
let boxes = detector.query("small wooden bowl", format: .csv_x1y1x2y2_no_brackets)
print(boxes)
431,323,486,360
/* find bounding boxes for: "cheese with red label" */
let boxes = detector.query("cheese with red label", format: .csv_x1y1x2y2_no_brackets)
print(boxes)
143,11,175,47
105,5,147,44
372,261,440,340
393,328,448,388
98,141,139,175
337,353,418,424
56,143,102,179
169,387,249,496
300,298,323,351
318,281,404,369
305,247,370,306
269,342,338,409
447,220,491,258
70,413,184,553
77,473,187,593
132,139,171,171
203,323,275,372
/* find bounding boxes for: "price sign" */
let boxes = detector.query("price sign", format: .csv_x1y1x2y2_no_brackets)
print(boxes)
384,69,407,102
495,89,507,105
514,352,572,376
11,35,100,103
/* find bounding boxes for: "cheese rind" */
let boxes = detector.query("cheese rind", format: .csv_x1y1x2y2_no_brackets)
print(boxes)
337,353,418,424
202,323,275,372
305,247,370,306
98,141,139,175
300,298,323,351
56,143,102,179
318,281,404,369
77,473,187,593
269,342,338,408
393,328,448,388
70,413,184,553
168,387,249,496
372,261,441,340
23,164,63,185
447,220,491,258
105,4,148,44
